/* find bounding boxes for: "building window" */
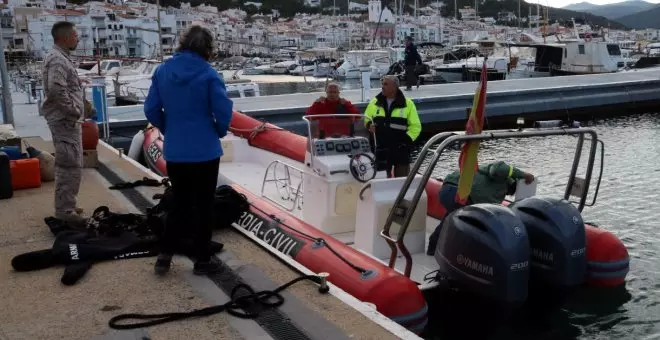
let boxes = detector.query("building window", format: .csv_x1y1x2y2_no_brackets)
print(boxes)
578,45,585,54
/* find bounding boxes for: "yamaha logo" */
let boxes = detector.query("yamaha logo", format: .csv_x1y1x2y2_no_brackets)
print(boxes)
513,226,523,237
456,254,494,276
572,216,580,225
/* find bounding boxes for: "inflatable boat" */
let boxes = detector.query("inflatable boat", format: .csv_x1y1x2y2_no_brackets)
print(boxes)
131,112,630,333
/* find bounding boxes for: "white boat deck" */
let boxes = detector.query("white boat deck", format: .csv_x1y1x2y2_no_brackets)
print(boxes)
217,134,443,285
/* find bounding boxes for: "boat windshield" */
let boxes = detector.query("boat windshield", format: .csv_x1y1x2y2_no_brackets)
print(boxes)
302,114,373,141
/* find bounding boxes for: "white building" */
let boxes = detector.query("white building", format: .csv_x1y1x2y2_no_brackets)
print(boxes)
305,0,321,7
27,9,95,59
459,7,477,21
6,0,59,9
349,2,368,12
122,16,161,58
368,0,395,23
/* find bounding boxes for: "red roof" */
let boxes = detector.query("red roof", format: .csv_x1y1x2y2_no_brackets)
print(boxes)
45,9,86,16
117,13,138,19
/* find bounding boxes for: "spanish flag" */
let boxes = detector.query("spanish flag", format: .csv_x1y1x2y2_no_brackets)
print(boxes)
455,59,489,205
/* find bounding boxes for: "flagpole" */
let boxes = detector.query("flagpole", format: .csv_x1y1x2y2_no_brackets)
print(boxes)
455,55,488,205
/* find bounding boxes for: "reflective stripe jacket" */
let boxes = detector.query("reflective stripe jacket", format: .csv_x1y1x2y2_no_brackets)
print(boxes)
443,161,526,204
363,90,422,144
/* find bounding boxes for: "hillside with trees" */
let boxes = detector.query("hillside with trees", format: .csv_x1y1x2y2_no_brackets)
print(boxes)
70,0,627,29
563,0,655,20
616,4,660,29
438,0,627,29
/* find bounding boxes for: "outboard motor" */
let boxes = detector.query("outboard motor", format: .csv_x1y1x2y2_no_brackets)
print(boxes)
510,197,587,290
434,204,530,305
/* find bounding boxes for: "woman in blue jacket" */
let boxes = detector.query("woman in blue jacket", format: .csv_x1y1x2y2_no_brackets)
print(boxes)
144,26,233,276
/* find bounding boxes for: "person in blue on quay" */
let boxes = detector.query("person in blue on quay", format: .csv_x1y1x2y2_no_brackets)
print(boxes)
144,25,233,276
426,161,535,255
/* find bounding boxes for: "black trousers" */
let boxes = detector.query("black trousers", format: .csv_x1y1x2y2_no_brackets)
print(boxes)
162,157,220,262
405,65,418,89
386,163,410,178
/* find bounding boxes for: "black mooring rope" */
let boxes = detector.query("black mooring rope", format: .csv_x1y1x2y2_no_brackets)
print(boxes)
108,274,330,330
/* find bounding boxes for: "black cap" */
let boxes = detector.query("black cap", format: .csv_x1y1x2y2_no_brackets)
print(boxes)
405,35,413,41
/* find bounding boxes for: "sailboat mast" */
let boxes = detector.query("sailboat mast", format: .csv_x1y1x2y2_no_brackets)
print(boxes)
156,0,164,61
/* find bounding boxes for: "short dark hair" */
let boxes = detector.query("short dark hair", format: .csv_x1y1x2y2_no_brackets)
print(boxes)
51,21,75,42
177,25,215,61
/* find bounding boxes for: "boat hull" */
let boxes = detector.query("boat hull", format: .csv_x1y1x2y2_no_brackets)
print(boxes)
141,123,429,334
226,112,629,289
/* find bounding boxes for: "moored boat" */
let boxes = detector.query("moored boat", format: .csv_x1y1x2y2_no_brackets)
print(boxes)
132,111,630,333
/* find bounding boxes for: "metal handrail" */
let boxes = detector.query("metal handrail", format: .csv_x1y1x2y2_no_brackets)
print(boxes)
261,160,305,211
569,138,605,208
301,114,376,174
381,127,599,277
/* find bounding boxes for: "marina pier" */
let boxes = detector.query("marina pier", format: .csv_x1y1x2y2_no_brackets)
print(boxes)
106,68,660,139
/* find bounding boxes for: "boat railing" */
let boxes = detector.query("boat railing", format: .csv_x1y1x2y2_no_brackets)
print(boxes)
381,126,601,277
261,160,304,212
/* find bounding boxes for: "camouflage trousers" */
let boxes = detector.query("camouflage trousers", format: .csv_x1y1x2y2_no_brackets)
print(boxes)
48,120,82,216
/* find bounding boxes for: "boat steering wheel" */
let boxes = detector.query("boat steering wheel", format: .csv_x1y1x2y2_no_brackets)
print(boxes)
349,153,376,183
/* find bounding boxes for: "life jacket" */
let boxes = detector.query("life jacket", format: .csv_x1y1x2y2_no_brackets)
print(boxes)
364,90,418,148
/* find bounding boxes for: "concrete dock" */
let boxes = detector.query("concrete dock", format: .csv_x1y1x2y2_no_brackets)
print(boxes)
105,68,660,136
0,91,421,340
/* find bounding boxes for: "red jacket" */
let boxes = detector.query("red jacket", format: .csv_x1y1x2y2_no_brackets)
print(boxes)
305,99,360,137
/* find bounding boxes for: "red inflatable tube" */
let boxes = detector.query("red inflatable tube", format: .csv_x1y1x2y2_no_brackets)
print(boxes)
234,187,428,333
229,112,308,164
142,127,167,176
584,225,630,287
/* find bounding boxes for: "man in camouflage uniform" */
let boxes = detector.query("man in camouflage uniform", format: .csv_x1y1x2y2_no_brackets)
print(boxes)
41,21,86,225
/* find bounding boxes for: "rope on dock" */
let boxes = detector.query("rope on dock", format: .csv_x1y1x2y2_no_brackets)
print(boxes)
108,273,330,329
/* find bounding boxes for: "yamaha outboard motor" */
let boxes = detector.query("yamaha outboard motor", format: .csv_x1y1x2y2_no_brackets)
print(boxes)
510,197,587,291
434,204,530,305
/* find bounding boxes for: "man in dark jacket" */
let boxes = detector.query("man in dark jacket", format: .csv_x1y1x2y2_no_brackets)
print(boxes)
305,82,361,138
364,76,421,177
404,36,423,91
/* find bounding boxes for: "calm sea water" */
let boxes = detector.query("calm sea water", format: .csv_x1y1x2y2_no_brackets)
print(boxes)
413,113,660,340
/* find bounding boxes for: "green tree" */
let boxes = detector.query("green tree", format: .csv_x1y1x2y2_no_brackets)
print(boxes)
243,4,260,16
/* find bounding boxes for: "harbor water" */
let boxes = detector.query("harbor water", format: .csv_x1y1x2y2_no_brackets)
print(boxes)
414,113,660,340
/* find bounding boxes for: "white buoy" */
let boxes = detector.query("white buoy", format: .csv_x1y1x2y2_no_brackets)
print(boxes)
127,130,145,161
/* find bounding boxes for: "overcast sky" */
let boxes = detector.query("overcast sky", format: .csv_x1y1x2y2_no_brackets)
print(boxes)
546,0,660,8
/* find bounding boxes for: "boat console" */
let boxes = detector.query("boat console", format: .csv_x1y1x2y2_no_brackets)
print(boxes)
302,114,379,235
312,137,372,157
300,114,428,260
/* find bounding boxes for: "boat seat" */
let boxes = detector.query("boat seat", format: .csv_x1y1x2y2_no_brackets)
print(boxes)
354,176,427,260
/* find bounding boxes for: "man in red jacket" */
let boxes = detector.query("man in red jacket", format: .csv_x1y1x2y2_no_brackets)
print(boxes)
306,82,360,138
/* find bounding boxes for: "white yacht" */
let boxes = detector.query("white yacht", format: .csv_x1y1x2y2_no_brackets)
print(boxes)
115,76,261,105
434,56,509,83
335,49,402,80
269,60,299,74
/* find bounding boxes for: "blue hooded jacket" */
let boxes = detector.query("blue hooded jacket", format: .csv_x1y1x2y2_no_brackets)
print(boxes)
144,51,232,163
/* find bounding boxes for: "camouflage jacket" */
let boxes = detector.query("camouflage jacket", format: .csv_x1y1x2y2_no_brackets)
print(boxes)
41,45,84,125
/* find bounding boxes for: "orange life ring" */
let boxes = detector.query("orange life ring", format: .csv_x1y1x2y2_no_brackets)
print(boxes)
584,33,592,42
